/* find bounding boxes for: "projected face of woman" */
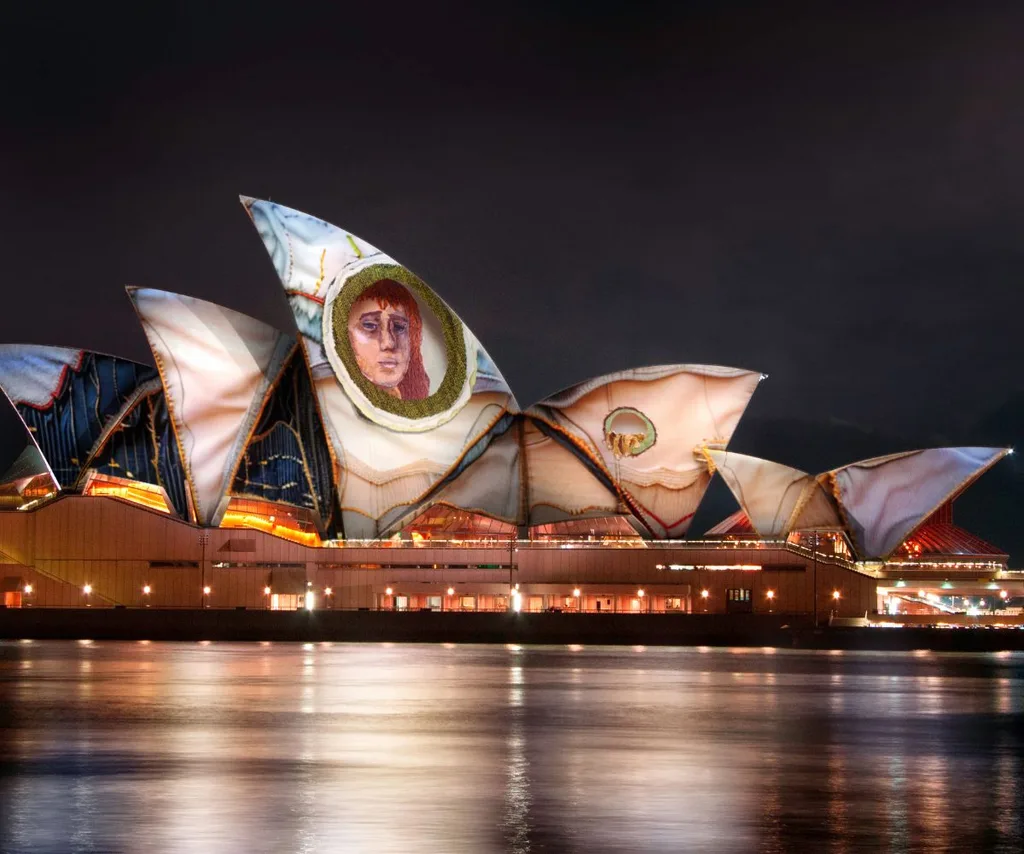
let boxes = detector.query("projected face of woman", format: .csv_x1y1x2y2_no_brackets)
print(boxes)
348,299,412,392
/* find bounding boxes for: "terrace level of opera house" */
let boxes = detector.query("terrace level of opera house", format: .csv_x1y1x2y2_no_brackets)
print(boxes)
0,198,1019,623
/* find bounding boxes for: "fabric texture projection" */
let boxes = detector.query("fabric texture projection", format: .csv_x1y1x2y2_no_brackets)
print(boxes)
828,447,1009,559
707,450,841,536
86,389,191,518
528,365,762,537
0,345,163,489
243,197,518,538
130,288,295,527
231,349,340,538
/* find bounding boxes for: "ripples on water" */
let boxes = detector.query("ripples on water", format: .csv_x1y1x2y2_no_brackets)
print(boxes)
0,641,1021,853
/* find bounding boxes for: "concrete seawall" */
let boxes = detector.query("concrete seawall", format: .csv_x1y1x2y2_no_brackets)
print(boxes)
2,609,1023,651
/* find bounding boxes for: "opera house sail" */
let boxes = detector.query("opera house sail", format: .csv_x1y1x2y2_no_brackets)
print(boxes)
0,197,1015,618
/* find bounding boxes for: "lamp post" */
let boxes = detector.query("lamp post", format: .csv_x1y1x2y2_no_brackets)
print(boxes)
573,587,581,613
637,588,646,613
83,584,92,607
812,530,819,627
198,531,210,608
142,584,151,608
202,586,211,608
700,588,709,613
766,589,775,613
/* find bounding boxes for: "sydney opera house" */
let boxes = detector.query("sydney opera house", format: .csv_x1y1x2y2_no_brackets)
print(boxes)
0,199,1019,621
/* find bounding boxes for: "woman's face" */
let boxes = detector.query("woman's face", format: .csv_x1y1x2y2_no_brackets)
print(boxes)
348,297,412,390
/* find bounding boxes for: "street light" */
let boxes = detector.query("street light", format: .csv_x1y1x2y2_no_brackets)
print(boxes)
572,587,581,612
766,589,775,612
700,588,709,612
23,583,32,595
832,590,841,600
83,583,92,606
203,585,211,608
1000,589,1009,600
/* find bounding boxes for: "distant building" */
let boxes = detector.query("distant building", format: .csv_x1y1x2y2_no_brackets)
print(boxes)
0,200,1018,618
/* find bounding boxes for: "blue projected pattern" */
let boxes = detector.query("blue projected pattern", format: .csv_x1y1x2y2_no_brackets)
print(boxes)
231,352,339,537
87,390,191,519
0,348,159,489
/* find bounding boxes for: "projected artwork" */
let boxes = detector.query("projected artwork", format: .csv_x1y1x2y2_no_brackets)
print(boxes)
0,346,162,488
130,288,296,527
244,198,517,537
324,263,468,422
528,365,762,537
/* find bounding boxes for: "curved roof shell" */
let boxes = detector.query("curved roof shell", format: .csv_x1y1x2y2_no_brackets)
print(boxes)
15,197,1004,550
708,447,1009,559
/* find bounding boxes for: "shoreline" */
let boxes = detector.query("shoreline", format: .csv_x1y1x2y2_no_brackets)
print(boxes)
1,609,1022,651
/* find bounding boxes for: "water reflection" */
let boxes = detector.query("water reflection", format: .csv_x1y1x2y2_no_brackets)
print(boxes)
0,643,1021,853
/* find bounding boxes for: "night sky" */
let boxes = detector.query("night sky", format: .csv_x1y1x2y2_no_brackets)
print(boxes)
2,2,1022,553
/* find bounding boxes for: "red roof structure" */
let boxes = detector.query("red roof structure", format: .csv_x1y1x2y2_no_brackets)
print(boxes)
896,502,1007,560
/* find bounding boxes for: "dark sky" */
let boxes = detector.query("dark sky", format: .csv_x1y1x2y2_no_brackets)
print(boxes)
2,2,1023,548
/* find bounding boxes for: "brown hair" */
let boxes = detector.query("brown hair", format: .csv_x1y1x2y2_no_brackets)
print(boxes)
357,278,430,400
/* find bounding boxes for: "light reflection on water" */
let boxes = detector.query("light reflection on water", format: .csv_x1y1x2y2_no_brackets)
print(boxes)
0,643,1022,853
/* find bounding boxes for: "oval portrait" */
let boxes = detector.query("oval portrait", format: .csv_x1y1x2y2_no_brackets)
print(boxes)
322,262,476,431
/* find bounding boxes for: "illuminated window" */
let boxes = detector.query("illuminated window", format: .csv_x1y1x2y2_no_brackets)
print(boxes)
220,497,321,547
81,472,172,513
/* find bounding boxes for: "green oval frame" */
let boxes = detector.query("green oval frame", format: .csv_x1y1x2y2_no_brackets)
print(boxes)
603,406,657,456
329,262,467,420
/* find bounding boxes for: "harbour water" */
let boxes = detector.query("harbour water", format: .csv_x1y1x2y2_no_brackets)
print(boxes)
0,642,1021,853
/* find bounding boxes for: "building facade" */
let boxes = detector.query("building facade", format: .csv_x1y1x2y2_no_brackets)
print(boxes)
0,198,1018,621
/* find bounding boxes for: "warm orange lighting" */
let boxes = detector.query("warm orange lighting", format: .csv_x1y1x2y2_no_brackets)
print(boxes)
918,589,927,598
832,590,841,600
447,587,455,596
83,584,92,595
82,473,172,513
324,587,333,596
263,586,271,596
637,588,645,598
385,587,393,596
572,587,581,597
1000,590,1009,600
219,498,321,547
142,585,151,595
700,589,709,599
766,589,775,600
23,584,32,595
203,586,211,595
